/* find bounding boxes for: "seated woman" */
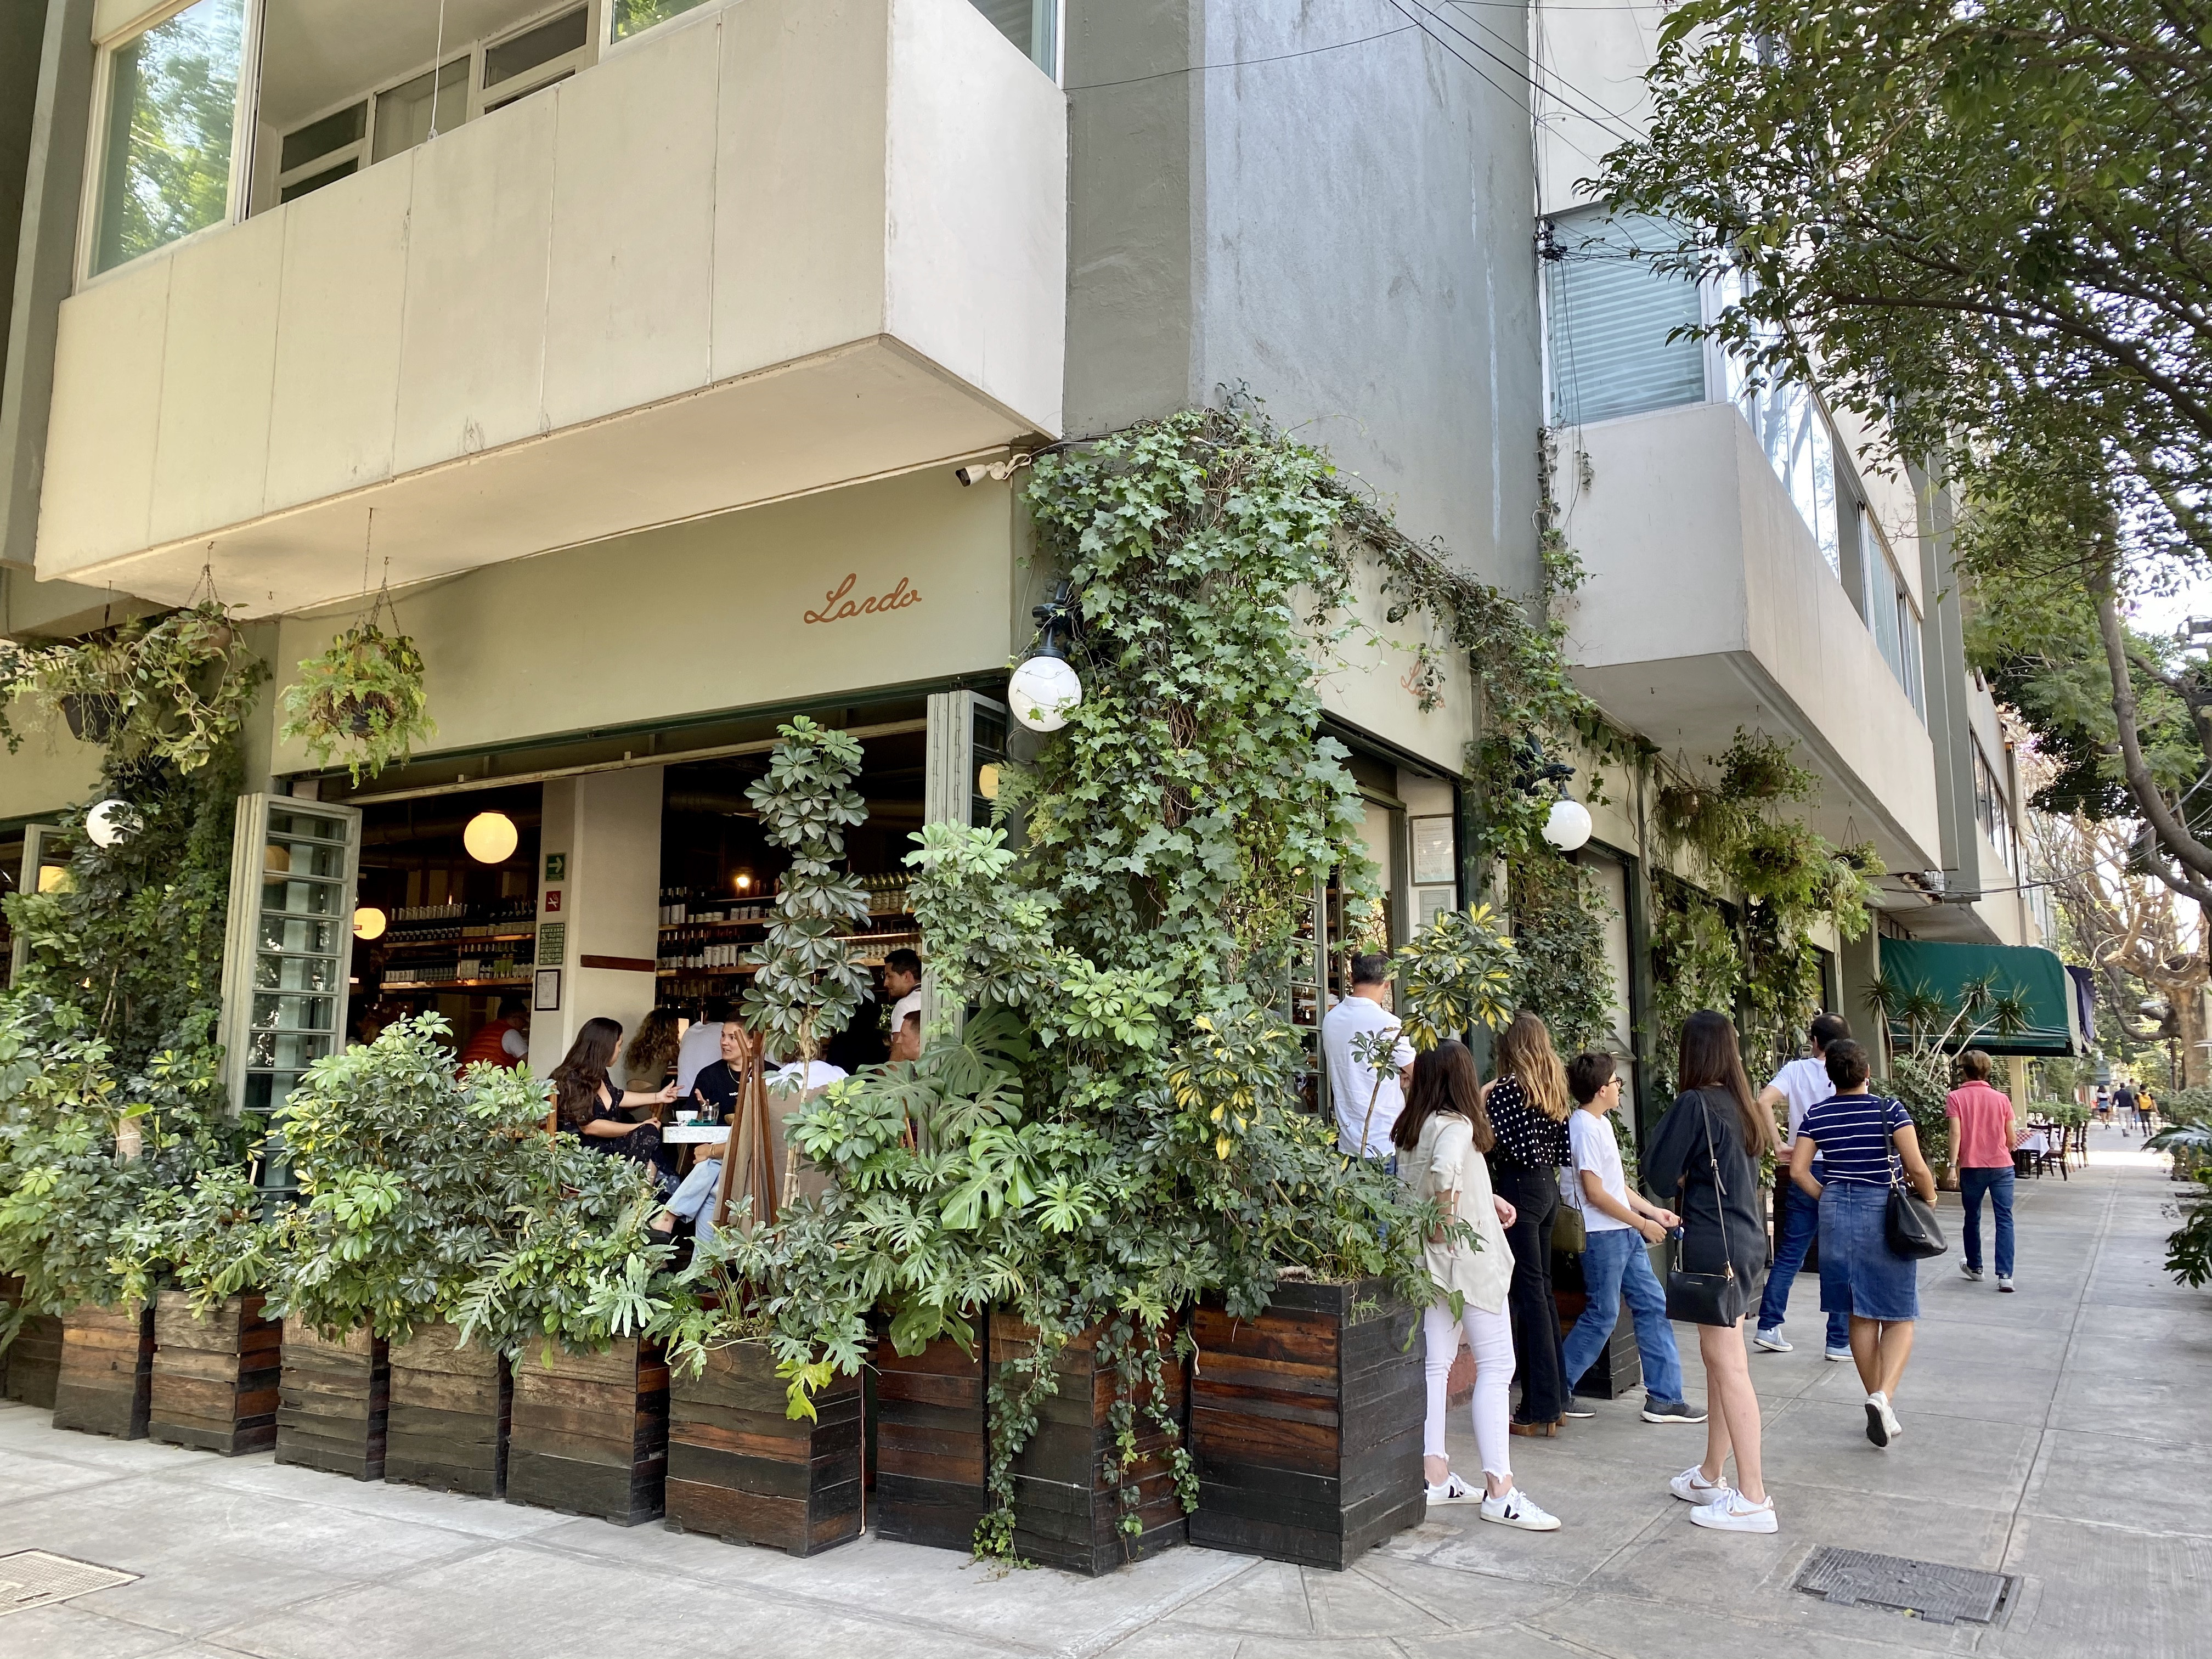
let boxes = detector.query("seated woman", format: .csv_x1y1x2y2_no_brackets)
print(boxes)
651,1022,757,1245
624,1007,684,1093
550,1017,680,1193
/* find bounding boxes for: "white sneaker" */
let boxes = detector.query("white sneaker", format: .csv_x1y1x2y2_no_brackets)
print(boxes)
1996,1276,2015,1293
1689,1491,1778,1533
1479,1487,1561,1531
1669,1464,1729,1504
1752,1328,1793,1352
1960,1262,1984,1282
1864,1391,1903,1447
1425,1471,1481,1505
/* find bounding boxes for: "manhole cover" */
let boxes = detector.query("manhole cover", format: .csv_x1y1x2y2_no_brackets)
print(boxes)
1796,1547,2012,1625
0,1550,138,1616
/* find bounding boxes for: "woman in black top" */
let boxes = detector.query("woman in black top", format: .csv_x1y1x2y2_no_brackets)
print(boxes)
550,1017,681,1193
1481,1011,1575,1434
1644,1009,1782,1533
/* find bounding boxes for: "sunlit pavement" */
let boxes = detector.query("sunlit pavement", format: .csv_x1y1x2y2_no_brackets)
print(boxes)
3,1120,2203,1658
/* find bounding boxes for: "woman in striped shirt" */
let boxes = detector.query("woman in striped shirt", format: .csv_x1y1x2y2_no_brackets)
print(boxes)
1790,1039,1937,1449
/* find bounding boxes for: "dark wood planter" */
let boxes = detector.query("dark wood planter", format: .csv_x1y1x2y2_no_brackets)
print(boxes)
1551,1249,1643,1402
665,1340,863,1555
1188,1278,1424,1571
506,1338,669,1526
149,1292,283,1454
52,1301,155,1439
387,1322,512,1498
276,1322,391,1480
872,1315,991,1552
1,1277,63,1409
996,1314,1188,1577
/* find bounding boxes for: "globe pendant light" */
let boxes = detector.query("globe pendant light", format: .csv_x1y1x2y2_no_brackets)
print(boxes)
353,906,388,940
1008,584,1084,733
1543,797,1593,853
464,810,519,864
86,799,137,848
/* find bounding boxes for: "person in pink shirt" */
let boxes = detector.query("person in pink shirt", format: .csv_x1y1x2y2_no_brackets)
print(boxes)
1946,1049,2023,1291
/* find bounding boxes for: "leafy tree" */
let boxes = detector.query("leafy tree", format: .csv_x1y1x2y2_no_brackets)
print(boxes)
1602,0,2212,895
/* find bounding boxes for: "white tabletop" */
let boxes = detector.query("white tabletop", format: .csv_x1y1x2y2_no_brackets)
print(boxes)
663,1123,729,1144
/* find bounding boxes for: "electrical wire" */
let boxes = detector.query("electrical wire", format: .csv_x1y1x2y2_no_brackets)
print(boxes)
1066,24,1423,92
1400,0,1646,146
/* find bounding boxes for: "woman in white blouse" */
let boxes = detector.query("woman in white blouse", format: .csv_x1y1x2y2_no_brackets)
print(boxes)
1392,1040,1562,1531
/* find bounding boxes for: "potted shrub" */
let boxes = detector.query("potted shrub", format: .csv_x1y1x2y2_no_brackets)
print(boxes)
280,617,435,783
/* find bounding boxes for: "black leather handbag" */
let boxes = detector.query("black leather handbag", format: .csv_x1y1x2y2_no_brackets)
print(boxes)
1885,1132,1948,1259
1665,1092,1753,1327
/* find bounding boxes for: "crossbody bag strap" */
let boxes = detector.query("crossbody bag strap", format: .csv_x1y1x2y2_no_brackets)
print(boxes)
1695,1090,1736,1282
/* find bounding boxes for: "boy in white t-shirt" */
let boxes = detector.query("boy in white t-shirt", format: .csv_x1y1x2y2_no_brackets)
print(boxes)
1559,1052,1702,1425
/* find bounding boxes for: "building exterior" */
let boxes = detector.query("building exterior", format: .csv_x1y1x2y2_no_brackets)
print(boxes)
0,0,2069,1141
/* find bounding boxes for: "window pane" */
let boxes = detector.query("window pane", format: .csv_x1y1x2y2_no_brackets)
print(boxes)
94,0,245,275
280,101,365,173
484,7,589,87
372,58,468,163
969,0,1057,71
612,0,713,40
1545,210,1706,425
279,157,355,202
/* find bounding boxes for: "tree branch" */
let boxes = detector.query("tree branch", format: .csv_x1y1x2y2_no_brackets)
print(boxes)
2091,558,2212,886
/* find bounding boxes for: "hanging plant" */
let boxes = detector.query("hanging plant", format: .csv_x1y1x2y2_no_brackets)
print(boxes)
280,612,435,783
5,601,265,774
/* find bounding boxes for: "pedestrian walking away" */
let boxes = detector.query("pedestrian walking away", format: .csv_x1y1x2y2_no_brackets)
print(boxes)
1558,1051,1703,1425
1481,1012,1575,1436
1948,1048,2023,1290
2113,1080,2138,1139
1393,1040,1561,1531
1791,1039,1939,1449
1753,1011,1854,1361
1645,1009,1779,1533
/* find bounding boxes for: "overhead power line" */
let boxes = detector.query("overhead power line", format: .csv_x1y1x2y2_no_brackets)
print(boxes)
1065,24,1421,92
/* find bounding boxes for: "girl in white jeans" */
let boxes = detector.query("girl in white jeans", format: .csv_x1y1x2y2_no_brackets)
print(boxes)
1392,1040,1561,1532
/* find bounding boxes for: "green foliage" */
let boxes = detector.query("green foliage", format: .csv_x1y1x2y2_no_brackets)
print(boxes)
1506,857,1616,1052
280,620,436,783
0,997,245,1317
1878,1047,1955,1171
1392,901,1519,1052
741,716,872,1063
1646,878,1743,1102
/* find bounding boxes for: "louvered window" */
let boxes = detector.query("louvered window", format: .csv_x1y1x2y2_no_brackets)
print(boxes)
1544,209,1706,426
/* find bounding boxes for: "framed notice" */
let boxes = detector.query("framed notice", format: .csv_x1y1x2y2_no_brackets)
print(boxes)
1416,886,1458,930
534,968,562,1013
1410,815,1457,887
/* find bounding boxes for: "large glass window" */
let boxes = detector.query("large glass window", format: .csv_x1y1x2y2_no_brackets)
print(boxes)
1544,209,1707,426
970,0,1059,75
94,0,246,275
1859,505,1926,720
611,0,712,42
371,59,467,163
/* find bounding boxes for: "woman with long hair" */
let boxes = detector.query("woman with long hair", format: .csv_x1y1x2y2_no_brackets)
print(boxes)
551,1017,681,1190
1645,1009,1781,1532
623,1007,684,1092
1392,1040,1560,1530
1480,1011,1576,1434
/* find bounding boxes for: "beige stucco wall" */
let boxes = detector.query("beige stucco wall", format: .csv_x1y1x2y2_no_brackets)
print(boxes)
267,465,1018,771
1313,554,1478,776
0,726,103,822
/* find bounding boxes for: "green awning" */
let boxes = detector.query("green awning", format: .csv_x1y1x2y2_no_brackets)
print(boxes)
1876,938,2083,1057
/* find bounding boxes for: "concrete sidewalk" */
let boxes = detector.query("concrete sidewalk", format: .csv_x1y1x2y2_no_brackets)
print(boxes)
2,1124,2204,1658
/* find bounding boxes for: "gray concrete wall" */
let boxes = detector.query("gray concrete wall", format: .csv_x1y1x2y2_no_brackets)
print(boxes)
1064,0,1543,591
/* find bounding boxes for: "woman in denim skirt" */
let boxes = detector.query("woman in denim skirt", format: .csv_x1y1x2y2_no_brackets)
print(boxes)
1790,1038,1938,1449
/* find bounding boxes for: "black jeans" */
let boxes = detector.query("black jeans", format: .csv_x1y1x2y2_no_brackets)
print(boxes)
1493,1162,1568,1424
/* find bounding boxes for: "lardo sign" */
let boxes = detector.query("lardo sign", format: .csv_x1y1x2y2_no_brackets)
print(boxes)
804,573,923,625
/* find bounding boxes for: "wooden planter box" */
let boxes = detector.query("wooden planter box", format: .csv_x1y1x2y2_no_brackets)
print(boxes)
1551,1248,1643,1403
1188,1278,1424,1571
872,1316,990,1552
506,1338,669,1526
996,1314,1188,1577
388,1322,512,1498
276,1322,391,1480
1,1276,63,1409
665,1340,863,1555
149,1292,283,1454
52,1301,155,1439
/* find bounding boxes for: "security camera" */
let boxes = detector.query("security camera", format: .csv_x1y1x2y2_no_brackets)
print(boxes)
955,459,1014,487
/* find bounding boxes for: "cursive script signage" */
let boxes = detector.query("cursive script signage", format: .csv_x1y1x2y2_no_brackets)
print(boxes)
804,573,923,625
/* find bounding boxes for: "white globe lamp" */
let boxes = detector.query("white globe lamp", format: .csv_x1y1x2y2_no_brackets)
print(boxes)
353,906,388,941
1008,652,1084,733
1542,797,1593,853
463,810,519,865
86,799,136,849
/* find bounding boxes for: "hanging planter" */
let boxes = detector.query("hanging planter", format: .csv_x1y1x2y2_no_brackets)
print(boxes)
60,692,121,744
280,610,435,783
12,599,263,773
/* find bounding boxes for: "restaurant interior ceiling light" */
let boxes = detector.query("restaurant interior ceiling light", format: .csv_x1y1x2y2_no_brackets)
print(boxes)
353,906,388,941
464,811,520,864
85,799,136,848
1542,798,1593,853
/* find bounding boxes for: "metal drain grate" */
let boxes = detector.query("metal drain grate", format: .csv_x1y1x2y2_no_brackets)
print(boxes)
1796,1547,2012,1625
0,1550,139,1617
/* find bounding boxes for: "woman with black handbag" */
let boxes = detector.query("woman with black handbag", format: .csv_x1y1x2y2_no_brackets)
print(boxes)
1644,1011,1779,1533
1790,1038,1940,1449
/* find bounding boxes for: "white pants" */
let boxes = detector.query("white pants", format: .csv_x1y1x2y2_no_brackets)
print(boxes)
1423,1298,1516,1480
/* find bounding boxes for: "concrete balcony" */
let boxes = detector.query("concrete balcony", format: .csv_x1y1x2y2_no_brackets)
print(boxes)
1562,399,1943,873
36,0,1065,614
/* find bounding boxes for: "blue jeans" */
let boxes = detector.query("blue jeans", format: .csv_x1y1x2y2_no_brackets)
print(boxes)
1757,1170,1850,1349
1960,1166,2015,1277
1562,1226,1684,1405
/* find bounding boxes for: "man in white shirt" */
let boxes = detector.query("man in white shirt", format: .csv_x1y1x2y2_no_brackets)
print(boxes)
1322,953,1414,1158
884,949,924,1063
1753,1011,1852,1358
